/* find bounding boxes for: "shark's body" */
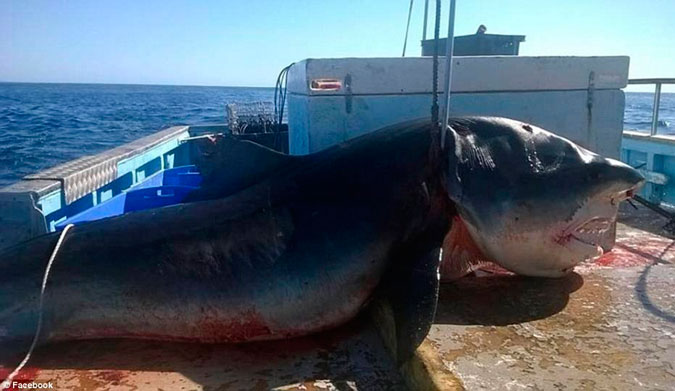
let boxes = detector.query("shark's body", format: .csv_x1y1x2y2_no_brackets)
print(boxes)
0,117,643,362
0,120,449,361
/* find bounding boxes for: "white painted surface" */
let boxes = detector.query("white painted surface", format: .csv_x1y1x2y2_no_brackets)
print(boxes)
287,56,629,159
288,56,629,95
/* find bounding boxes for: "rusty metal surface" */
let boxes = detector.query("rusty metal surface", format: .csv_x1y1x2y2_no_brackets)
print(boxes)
0,317,406,391
428,208,675,390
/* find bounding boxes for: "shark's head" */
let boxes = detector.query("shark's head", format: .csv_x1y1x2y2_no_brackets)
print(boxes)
444,117,644,277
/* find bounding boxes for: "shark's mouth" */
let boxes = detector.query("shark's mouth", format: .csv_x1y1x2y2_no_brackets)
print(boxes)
556,186,639,254
569,217,613,247
555,216,614,259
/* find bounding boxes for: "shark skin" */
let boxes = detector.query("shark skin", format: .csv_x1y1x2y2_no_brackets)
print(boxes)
0,120,451,363
0,117,643,364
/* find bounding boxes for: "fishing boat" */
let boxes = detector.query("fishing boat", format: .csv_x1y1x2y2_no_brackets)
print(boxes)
1,2,674,390
0,54,632,250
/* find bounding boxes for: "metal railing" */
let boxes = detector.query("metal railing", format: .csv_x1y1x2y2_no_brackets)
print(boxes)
627,78,675,135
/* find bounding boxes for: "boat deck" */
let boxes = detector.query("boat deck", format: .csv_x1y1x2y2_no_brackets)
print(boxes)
429,204,675,390
1,204,674,390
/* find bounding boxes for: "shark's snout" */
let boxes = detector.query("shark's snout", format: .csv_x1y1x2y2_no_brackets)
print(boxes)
546,157,644,275
598,157,645,194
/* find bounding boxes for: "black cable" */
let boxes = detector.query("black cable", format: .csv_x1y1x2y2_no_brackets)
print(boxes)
402,0,415,56
274,68,283,128
273,63,294,151
274,63,294,129
280,66,290,126
424,0,445,180
431,0,441,127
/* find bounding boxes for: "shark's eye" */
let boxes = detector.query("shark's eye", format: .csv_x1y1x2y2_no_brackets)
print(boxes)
537,150,564,170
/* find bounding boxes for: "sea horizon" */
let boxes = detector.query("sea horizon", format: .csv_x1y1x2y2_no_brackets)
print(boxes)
0,82,673,187
0,80,275,89
2,80,673,95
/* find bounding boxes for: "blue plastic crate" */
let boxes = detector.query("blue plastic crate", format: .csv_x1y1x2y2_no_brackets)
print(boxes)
55,165,202,229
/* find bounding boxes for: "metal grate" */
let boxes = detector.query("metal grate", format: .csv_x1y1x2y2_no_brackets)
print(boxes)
226,101,284,135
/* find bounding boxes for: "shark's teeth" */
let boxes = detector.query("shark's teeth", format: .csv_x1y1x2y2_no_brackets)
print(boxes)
556,213,617,250
561,217,613,247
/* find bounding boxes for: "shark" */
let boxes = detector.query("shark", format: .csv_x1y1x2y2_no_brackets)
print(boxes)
0,117,643,364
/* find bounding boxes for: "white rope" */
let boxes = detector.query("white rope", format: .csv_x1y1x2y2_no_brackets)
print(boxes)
1,224,74,390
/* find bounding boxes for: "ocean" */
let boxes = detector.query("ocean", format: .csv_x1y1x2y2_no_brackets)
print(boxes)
0,82,673,187
624,91,675,133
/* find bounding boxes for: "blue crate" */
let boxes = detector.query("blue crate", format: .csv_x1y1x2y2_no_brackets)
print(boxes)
55,165,202,229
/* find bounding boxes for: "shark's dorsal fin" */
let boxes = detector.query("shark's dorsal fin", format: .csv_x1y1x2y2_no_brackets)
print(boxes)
440,216,500,281
185,135,300,202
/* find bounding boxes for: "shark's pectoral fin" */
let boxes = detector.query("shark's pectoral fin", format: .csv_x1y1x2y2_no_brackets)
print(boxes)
372,247,441,365
440,216,502,281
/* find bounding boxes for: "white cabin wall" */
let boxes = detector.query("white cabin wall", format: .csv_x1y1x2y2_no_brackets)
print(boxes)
287,56,629,158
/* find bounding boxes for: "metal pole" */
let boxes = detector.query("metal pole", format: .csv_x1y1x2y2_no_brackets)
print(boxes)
422,0,429,41
440,0,456,148
651,82,662,136
402,0,415,57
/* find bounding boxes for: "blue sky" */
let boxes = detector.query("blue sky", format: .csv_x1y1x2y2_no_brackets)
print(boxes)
1,0,673,91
